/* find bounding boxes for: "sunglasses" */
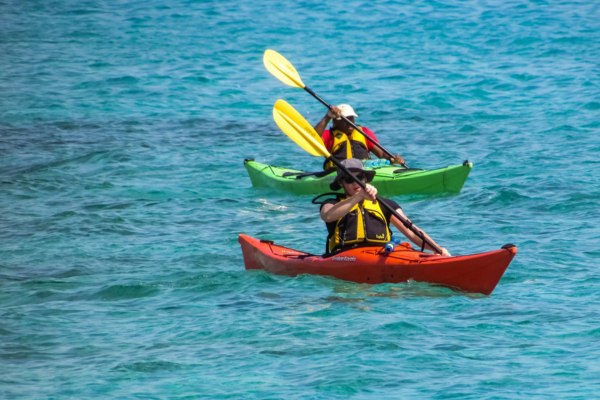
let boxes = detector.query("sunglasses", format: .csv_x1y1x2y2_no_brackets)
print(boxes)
342,173,367,184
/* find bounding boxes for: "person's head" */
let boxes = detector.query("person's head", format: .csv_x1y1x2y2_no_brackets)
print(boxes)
330,158,375,192
332,104,358,133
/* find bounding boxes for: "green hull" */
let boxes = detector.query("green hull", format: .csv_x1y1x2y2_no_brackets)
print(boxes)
244,159,473,196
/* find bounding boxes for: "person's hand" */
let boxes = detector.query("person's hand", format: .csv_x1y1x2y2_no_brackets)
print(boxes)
327,106,341,120
355,183,377,202
390,154,405,165
438,247,451,257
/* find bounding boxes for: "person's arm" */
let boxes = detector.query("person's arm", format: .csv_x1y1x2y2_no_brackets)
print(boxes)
363,127,405,164
371,146,405,164
370,145,386,159
320,184,377,222
314,107,341,135
390,209,451,256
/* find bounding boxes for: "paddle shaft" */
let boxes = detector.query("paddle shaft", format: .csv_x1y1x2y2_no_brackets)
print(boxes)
303,86,409,169
329,155,442,254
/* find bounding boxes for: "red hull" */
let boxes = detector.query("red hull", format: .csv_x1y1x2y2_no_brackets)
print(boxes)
239,234,517,295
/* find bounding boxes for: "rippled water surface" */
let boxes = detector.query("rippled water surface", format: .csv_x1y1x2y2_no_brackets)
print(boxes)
1,0,599,398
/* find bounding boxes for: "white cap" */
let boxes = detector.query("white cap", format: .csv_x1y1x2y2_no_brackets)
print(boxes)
336,104,358,119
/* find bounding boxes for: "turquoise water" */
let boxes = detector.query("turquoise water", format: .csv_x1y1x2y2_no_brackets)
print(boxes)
1,0,599,398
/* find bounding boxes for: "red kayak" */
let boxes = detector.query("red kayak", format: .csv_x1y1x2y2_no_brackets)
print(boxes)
239,234,517,295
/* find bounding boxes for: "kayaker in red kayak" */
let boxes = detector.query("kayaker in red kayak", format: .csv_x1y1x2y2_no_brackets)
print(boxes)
313,104,405,170
320,158,451,256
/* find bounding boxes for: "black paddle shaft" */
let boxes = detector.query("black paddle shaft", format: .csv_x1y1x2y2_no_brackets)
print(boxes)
329,155,442,254
303,86,408,168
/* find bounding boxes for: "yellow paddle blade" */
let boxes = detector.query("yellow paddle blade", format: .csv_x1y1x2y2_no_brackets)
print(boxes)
272,99,330,158
263,49,305,89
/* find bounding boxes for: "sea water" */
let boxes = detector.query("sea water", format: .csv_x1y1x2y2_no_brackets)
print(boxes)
1,0,599,398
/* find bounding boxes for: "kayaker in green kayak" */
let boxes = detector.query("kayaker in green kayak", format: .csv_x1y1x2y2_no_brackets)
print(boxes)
313,104,405,170
319,158,451,256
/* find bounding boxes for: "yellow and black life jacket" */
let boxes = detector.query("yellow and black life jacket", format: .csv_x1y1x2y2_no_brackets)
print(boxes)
324,128,370,170
327,197,391,253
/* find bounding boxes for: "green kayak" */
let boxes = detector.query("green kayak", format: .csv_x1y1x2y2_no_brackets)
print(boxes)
244,159,473,196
